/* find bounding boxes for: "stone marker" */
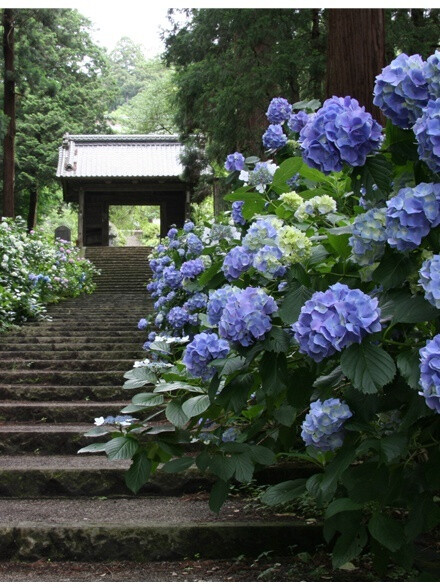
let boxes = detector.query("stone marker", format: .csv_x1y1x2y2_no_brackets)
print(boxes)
55,225,71,243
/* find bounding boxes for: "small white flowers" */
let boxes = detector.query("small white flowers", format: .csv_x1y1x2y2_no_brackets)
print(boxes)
94,417,105,426
133,359,150,368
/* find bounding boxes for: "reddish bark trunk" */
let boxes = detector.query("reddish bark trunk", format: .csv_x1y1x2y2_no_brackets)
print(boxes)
2,8,15,218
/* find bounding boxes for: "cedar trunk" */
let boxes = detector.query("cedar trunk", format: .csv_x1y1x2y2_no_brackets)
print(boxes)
326,9,385,121
27,188,38,231
2,8,15,218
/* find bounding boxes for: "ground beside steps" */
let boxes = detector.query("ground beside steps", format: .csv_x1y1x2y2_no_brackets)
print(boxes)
0,245,320,573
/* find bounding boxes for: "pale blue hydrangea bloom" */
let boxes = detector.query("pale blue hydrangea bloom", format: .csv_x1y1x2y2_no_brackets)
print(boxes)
222,246,254,281
242,218,280,251
253,245,286,279
225,152,246,172
413,99,440,174
301,398,352,451
419,335,440,413
262,124,287,150
424,50,440,99
232,201,246,226
221,427,238,443
288,110,310,133
137,318,148,330
183,332,230,380
266,97,292,124
181,258,205,280
419,255,440,309
207,285,240,326
167,306,189,329
349,208,387,266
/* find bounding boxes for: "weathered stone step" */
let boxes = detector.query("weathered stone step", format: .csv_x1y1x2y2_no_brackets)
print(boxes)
0,401,131,422
13,327,142,336
25,320,144,328
0,422,171,454
1,336,141,344
0,370,125,385
0,343,143,352
0,351,145,360
0,360,136,372
0,385,135,401
0,496,321,562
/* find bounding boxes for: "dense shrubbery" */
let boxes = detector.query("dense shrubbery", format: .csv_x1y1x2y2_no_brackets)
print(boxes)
0,217,98,330
82,51,440,573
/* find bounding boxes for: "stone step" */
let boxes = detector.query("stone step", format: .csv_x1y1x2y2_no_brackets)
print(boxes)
0,422,172,455
0,360,136,372
0,496,321,561
0,343,143,352
1,336,141,344
24,319,145,327
0,370,125,385
0,351,145,360
0,385,135,401
13,326,142,335
0,401,134,422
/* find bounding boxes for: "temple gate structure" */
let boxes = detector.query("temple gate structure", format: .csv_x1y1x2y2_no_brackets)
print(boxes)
56,134,189,247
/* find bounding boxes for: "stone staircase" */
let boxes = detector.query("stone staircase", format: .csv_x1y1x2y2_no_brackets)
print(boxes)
0,246,318,566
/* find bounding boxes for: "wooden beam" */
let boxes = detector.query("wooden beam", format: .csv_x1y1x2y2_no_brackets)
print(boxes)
78,188,84,248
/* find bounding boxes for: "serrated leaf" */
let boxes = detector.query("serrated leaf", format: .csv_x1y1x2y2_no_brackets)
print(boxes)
182,395,211,418
326,233,351,259
165,400,190,428
104,436,138,460
384,120,418,165
123,367,157,383
341,342,396,394
272,157,303,191
373,251,413,290
332,526,368,569
314,365,344,389
162,456,194,473
123,379,150,390
326,498,363,519
261,479,307,506
154,382,204,394
351,154,392,201
83,426,112,438
120,403,149,414
209,454,235,481
77,442,107,454
262,326,291,353
130,392,164,407
210,355,247,376
390,292,440,324
273,405,296,427
248,444,276,465
368,513,404,552
397,349,421,390
209,479,229,513
231,452,254,483
242,198,265,220
149,340,171,355
278,283,314,324
260,351,287,397
125,453,151,494
379,433,407,463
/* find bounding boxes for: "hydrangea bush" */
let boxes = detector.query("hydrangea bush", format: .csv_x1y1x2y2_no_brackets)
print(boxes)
0,217,98,330
82,51,440,575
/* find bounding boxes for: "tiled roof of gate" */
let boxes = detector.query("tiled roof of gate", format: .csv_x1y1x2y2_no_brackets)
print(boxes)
56,134,184,179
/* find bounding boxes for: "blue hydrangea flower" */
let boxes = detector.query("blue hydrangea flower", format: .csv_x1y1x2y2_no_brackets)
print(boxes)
299,96,383,173
424,50,440,99
266,97,292,124
181,258,205,279
168,239,180,249
225,152,246,172
349,208,387,266
148,331,157,342
232,201,246,226
185,233,204,256
386,183,440,251
184,292,208,312
221,427,238,443
207,285,240,326
222,246,254,281
288,110,310,133
278,281,288,292
242,218,280,252
253,245,286,279
373,53,429,128
262,124,287,150
413,98,440,174
218,287,278,347
292,283,382,362
183,332,230,380
287,173,301,189
163,265,182,289
137,318,148,330
240,162,278,193
142,341,151,351
150,255,172,278
167,228,178,239
419,255,440,309
301,398,352,451
419,335,440,413
167,306,189,329
184,221,195,232
154,296,167,311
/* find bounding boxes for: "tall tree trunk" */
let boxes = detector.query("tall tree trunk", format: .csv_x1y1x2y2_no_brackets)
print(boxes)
2,8,15,218
27,188,38,231
326,9,385,122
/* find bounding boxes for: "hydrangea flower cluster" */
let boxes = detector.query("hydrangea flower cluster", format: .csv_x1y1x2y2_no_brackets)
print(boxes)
242,218,280,251
278,226,312,264
183,332,230,380
292,283,382,362
262,124,287,150
386,183,440,251
225,152,246,172
279,191,304,211
349,208,387,266
299,96,383,173
184,221,195,232
288,110,310,133
413,99,440,173
137,318,148,330
294,195,337,221
419,255,440,309
232,201,246,226
167,306,189,329
240,161,278,193
373,53,429,129
218,287,278,347
181,258,205,280
207,285,240,326
425,50,440,99
163,265,182,289
184,292,208,312
222,246,254,281
253,245,286,279
266,97,292,124
301,398,353,451
419,335,440,413
185,233,204,256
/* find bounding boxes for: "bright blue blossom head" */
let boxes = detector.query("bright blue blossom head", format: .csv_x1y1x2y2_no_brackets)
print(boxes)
225,152,246,172
222,246,254,281
424,50,440,99
292,283,382,362
262,124,287,150
183,332,230,380
419,255,440,309
349,208,387,266
184,292,208,312
183,221,195,232
299,96,383,173
207,285,240,326
419,335,440,413
413,98,440,174
232,201,246,226
221,427,238,443
242,218,279,252
253,245,286,279
185,233,204,256
301,398,352,451
181,258,205,280
244,161,278,193
373,53,429,128
218,287,278,347
266,97,292,124
167,306,189,329
163,265,182,289
386,183,440,251
167,227,178,239
137,318,148,330
288,110,310,133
